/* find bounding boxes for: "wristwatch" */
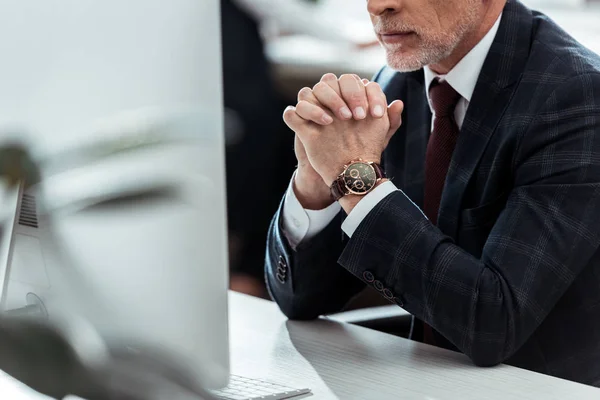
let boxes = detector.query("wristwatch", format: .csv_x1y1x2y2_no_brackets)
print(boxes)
330,160,386,201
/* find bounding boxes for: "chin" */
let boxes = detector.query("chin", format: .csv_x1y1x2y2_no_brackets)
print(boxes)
385,51,427,72
384,45,451,72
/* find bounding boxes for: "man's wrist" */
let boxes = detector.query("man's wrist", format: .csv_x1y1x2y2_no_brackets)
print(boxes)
323,157,382,187
339,178,389,214
293,168,334,210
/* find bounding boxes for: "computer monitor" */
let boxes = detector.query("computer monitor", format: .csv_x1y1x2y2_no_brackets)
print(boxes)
0,0,230,390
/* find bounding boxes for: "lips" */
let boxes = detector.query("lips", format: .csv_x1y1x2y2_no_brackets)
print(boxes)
379,31,416,44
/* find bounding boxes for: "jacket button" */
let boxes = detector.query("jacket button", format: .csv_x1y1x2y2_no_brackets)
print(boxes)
395,297,404,307
373,280,384,291
276,272,286,284
383,289,394,299
363,271,375,283
277,261,286,275
278,256,287,269
276,256,287,284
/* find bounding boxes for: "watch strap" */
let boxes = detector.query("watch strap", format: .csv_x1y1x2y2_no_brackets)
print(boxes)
372,163,385,180
330,178,347,201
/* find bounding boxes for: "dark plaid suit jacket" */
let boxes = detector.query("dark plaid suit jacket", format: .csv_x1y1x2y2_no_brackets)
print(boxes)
265,0,600,387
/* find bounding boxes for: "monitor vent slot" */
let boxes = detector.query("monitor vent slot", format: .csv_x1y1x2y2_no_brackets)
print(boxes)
18,193,39,228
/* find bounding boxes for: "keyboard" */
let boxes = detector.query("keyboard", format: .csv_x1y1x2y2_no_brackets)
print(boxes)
210,375,311,400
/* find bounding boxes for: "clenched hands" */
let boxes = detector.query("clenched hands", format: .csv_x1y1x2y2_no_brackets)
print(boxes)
284,73,404,211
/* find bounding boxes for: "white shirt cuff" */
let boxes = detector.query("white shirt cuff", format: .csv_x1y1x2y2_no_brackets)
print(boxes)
341,181,398,237
281,173,341,249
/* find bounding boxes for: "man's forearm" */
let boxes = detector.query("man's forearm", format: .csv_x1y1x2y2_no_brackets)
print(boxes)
266,204,365,320
338,179,397,231
281,185,341,250
338,185,599,367
293,167,333,210
337,191,518,365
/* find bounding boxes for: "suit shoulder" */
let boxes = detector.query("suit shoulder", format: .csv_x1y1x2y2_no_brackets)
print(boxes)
529,11,600,78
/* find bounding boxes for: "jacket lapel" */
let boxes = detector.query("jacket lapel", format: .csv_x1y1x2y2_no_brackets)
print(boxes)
436,0,534,238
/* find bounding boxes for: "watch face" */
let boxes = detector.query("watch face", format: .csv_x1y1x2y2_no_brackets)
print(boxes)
343,162,377,195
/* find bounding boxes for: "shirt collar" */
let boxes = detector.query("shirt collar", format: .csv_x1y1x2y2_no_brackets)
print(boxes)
424,13,503,108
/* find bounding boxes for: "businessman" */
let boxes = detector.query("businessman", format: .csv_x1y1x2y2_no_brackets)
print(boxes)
266,0,600,387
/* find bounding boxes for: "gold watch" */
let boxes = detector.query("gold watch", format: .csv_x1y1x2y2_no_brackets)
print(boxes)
330,160,385,201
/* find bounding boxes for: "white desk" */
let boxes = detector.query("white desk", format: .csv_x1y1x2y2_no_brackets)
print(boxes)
2,292,600,399
266,1,600,87
229,293,600,400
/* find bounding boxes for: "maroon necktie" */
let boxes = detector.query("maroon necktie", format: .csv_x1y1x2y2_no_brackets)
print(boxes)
422,79,462,345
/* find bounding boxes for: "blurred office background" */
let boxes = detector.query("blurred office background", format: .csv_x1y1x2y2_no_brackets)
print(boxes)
222,0,600,299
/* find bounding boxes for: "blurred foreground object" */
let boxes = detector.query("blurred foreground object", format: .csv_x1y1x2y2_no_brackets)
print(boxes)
0,1,230,396
0,143,41,189
0,125,216,399
0,316,216,400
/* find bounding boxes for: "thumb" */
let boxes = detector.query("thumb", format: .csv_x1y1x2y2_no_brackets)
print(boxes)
384,100,404,147
388,100,404,132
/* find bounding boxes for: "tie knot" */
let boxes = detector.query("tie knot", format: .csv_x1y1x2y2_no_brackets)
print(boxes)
429,79,461,118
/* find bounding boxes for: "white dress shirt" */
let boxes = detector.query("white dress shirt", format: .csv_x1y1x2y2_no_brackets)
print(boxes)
232,0,365,44
281,14,503,249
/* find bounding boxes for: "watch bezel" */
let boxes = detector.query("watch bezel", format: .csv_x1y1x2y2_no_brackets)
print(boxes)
342,161,378,196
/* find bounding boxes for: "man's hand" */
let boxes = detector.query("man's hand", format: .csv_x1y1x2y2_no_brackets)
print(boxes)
293,133,333,210
290,85,336,210
284,73,404,186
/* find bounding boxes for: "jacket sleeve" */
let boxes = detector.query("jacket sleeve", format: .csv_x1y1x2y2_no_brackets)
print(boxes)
265,198,366,320
337,73,600,366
